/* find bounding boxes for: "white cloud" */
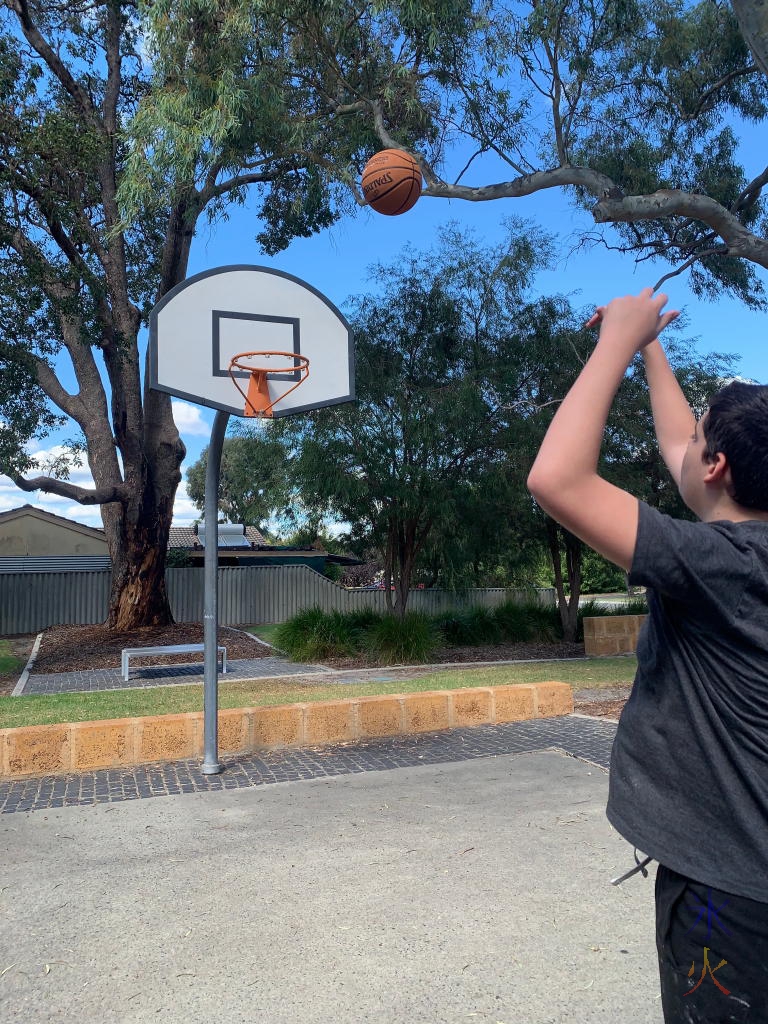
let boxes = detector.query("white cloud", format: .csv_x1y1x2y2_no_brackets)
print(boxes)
171,479,200,525
0,445,105,527
1,444,200,528
172,401,210,437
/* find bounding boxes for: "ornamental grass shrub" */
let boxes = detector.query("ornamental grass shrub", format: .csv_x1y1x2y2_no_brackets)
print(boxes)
273,607,360,661
435,607,500,646
274,595,584,664
493,598,560,643
363,612,443,665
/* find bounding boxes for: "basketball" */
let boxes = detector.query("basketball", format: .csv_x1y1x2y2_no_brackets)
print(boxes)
361,149,422,216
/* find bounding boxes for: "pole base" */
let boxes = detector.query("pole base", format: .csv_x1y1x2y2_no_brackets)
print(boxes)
200,760,224,775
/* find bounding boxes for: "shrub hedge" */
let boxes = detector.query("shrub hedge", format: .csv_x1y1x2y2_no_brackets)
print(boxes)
272,597,648,664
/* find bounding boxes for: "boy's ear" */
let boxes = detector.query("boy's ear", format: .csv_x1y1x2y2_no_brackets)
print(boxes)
703,452,730,487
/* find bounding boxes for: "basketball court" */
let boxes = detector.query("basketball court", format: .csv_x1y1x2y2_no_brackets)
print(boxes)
0,733,662,1023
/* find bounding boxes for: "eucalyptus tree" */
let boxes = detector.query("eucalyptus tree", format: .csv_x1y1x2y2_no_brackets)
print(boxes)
511,296,737,639
277,222,551,615
0,0,466,627
186,424,291,534
422,0,768,303
142,1,768,301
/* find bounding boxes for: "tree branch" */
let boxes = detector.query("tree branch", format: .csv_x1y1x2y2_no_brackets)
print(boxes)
731,0,768,78
423,163,616,201
8,470,126,505
652,246,727,292
687,64,758,119
593,188,768,268
733,165,768,214
33,356,87,423
422,167,768,269
7,0,104,136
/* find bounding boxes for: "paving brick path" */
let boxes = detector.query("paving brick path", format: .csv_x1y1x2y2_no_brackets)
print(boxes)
0,714,616,815
20,656,330,694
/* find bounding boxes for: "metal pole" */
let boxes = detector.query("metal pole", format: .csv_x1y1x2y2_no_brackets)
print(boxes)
201,409,230,774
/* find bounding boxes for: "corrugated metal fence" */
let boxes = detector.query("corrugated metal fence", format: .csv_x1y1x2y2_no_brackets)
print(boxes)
0,564,554,634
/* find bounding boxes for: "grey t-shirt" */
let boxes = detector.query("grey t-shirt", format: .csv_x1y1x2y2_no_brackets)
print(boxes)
607,501,768,902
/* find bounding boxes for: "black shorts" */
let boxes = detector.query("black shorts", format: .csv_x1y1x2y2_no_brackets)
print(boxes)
655,864,768,1023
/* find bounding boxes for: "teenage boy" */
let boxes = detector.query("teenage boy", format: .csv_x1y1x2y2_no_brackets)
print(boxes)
527,288,768,1023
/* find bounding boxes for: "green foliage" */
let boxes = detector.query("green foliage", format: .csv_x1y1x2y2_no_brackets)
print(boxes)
575,598,649,642
436,606,502,646
124,0,479,230
579,550,627,595
420,599,559,647
273,594,648,663
166,549,194,568
273,607,361,661
493,599,559,644
362,613,443,665
277,220,553,612
0,640,19,675
186,423,292,529
322,561,344,582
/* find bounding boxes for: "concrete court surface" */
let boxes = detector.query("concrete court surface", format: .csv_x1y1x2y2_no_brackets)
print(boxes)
1,750,662,1024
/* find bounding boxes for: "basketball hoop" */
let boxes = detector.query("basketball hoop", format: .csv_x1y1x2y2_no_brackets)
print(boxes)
228,351,310,418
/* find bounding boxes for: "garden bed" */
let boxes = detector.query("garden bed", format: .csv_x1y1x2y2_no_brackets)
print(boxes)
321,639,585,668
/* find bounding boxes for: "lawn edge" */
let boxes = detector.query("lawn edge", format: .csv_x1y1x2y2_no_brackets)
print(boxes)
12,633,43,697
0,682,573,779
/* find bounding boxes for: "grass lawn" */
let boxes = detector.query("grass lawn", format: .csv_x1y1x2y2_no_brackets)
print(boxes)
0,656,636,730
248,624,282,647
0,641,20,676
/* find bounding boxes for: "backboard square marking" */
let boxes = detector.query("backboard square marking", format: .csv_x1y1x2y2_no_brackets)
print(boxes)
212,310,301,383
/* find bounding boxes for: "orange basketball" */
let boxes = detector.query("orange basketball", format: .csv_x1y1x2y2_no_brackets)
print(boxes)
361,149,422,216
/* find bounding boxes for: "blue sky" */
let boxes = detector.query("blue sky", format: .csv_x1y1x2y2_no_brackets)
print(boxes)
3,129,766,529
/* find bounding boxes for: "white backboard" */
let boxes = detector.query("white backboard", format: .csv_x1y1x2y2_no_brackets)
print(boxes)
149,265,354,417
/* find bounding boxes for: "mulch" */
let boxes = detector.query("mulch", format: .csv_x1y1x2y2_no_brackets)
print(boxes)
573,698,627,720
322,640,587,669
30,623,273,675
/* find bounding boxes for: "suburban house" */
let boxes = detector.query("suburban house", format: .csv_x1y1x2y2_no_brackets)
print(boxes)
0,505,358,574
0,505,110,570
168,522,360,572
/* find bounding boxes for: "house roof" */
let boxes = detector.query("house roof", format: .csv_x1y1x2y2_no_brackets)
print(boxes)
168,524,268,549
0,509,361,563
0,504,106,542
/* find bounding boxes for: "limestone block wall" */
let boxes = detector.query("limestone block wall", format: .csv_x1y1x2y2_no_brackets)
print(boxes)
0,682,573,779
583,614,647,656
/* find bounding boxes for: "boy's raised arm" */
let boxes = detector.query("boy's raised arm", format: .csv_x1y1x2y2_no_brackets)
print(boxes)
527,289,679,572
642,340,697,489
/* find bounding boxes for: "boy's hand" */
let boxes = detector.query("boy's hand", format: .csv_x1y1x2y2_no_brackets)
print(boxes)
585,288,679,352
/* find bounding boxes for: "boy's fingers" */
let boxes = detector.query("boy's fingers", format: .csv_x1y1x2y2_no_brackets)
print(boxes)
585,305,607,328
658,311,680,332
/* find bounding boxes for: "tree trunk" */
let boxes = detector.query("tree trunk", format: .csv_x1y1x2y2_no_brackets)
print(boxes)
383,524,395,614
100,386,185,629
107,533,174,630
731,0,768,78
545,517,583,642
562,528,583,643
102,469,180,629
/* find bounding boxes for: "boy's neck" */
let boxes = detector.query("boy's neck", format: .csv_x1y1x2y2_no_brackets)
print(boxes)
701,497,768,524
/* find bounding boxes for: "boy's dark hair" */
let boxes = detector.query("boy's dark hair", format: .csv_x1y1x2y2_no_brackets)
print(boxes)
703,381,768,512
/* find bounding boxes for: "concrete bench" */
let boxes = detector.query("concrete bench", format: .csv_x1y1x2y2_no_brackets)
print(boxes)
121,644,227,681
